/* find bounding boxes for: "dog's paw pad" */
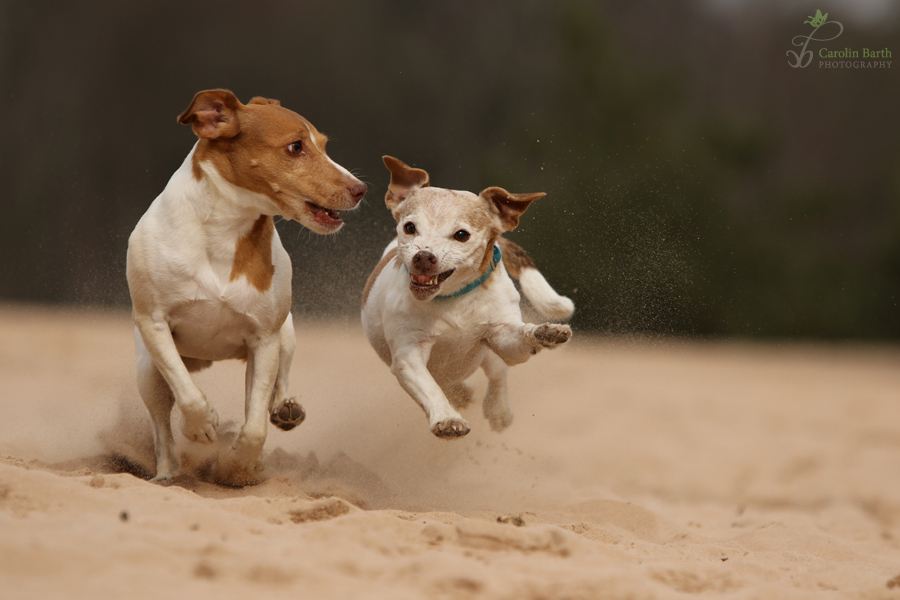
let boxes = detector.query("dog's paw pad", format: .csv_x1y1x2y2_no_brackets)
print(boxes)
534,323,572,348
270,397,305,431
431,418,471,438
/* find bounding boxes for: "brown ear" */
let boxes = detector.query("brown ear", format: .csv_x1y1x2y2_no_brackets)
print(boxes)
383,155,430,211
480,187,546,231
177,89,242,139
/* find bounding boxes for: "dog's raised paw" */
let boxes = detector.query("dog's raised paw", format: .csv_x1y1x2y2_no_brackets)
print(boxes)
533,323,572,348
270,397,306,431
431,418,471,438
181,403,219,444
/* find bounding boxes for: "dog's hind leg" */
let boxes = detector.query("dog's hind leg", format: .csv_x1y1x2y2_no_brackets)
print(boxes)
134,327,179,484
481,351,514,432
269,314,305,431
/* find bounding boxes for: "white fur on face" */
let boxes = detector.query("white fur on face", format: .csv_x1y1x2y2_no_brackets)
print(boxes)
394,188,499,297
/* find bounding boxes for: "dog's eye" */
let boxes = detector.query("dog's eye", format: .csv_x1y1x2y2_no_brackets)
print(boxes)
453,230,470,242
287,141,304,155
403,222,416,235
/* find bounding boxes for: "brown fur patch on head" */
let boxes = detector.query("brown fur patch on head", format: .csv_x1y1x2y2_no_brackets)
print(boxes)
230,215,275,292
361,247,399,309
463,196,498,233
497,237,536,279
184,92,363,229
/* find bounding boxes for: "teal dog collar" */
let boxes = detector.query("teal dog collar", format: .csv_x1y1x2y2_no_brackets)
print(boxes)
436,245,502,299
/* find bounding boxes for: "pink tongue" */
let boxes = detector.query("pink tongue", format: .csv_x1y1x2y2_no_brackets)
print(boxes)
313,207,340,225
412,274,433,285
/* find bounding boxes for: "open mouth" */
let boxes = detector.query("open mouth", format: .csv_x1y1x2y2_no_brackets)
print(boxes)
409,269,455,294
305,201,342,227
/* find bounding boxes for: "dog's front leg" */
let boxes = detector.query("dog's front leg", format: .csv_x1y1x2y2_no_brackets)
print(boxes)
268,315,305,431
485,321,572,366
134,315,219,444
224,334,282,482
391,341,470,437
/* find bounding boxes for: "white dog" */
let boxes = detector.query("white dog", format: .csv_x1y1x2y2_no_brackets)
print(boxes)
127,89,366,484
361,156,573,437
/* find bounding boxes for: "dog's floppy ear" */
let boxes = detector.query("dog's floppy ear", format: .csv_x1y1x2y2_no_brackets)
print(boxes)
177,89,242,139
480,187,546,231
383,156,429,212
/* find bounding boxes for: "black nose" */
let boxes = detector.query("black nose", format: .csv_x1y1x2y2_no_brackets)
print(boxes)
412,250,437,271
348,182,367,202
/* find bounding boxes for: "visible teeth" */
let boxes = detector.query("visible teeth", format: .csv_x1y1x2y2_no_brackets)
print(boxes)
430,276,438,285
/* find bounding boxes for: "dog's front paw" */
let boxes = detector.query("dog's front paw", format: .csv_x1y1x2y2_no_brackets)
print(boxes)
181,401,219,444
431,417,471,438
270,397,306,431
533,323,572,349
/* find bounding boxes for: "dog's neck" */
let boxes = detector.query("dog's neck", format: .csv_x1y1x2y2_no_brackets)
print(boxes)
436,245,502,299
175,145,278,237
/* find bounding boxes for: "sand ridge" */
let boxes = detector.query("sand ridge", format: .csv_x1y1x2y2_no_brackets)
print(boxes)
2,305,900,598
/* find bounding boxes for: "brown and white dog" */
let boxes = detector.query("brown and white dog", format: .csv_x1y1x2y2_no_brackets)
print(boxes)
127,89,366,484
361,157,573,438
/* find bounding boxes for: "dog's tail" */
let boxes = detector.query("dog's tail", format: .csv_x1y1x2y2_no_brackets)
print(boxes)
497,237,575,320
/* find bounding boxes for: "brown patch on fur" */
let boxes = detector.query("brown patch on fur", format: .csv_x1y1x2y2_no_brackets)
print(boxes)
497,237,537,279
191,153,203,181
230,216,275,292
181,90,361,218
464,198,497,233
479,236,499,275
475,233,507,292
361,247,399,309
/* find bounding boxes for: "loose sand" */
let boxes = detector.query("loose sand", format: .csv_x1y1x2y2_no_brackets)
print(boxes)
2,305,900,599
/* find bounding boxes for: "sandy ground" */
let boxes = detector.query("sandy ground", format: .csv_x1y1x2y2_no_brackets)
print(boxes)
3,305,900,599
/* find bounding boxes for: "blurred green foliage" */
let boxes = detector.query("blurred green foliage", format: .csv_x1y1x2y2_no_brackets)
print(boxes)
0,0,897,339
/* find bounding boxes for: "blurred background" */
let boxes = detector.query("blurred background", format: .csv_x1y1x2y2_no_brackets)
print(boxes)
0,0,897,339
